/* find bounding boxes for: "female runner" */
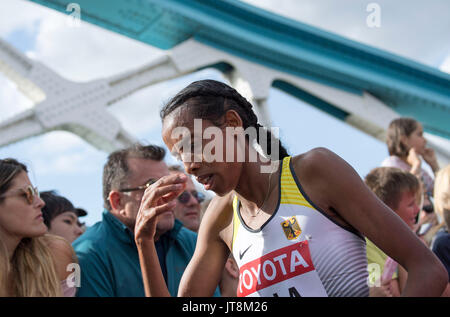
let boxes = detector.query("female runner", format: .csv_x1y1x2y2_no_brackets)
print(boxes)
134,80,447,297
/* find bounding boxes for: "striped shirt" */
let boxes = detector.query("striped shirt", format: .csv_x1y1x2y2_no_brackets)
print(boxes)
231,156,369,297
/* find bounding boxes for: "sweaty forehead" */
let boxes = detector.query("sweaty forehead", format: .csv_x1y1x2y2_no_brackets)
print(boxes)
162,109,196,147
163,107,195,131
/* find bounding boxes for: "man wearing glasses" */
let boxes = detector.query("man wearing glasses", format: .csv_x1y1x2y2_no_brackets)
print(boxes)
168,165,205,233
73,143,220,297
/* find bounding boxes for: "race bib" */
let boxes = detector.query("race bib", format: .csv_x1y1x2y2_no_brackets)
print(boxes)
237,240,327,297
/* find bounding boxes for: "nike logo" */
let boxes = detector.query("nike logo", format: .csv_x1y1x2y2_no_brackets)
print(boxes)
239,244,252,260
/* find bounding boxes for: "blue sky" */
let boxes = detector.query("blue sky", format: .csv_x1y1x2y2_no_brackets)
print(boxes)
0,0,448,226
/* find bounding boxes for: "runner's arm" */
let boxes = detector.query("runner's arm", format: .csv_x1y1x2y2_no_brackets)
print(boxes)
135,173,187,297
177,194,233,296
293,148,448,297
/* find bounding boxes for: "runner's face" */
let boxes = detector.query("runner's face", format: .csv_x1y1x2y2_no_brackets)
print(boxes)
162,110,242,196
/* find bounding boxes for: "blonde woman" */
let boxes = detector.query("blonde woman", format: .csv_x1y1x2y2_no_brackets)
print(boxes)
432,165,450,296
434,165,450,234
0,158,77,297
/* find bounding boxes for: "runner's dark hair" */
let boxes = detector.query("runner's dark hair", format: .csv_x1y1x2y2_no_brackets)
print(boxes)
160,79,289,160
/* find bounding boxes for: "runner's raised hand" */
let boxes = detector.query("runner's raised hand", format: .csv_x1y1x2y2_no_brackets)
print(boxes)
134,173,187,243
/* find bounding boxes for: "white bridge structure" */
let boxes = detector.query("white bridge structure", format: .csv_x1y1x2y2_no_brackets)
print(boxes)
1,0,449,166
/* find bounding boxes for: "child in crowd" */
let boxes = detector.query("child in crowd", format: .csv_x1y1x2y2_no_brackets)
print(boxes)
364,167,441,296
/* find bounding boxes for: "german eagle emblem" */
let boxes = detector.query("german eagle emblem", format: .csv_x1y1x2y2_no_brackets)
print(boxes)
281,216,302,240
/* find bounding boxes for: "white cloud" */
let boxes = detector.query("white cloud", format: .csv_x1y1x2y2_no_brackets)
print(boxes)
35,152,90,174
440,55,450,74
0,75,33,120
1,0,448,226
1,0,168,158
32,8,163,82
0,130,104,176
242,0,450,68
0,0,53,36
28,130,85,154
0,130,103,175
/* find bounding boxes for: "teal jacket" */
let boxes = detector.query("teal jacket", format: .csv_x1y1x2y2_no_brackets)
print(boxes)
73,209,219,297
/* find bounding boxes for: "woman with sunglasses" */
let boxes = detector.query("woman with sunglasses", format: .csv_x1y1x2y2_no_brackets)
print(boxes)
134,80,447,297
0,158,78,297
168,166,205,232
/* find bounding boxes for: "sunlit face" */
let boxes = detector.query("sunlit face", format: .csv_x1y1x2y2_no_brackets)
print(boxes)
170,172,201,232
118,158,174,235
49,211,83,243
162,110,243,197
405,123,427,155
394,190,421,229
0,171,47,241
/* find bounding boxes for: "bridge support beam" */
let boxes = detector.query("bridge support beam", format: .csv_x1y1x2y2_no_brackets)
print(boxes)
1,37,449,166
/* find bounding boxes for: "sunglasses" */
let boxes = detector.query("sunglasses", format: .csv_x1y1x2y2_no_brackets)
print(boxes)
0,185,40,205
178,190,205,204
118,179,205,204
118,178,157,193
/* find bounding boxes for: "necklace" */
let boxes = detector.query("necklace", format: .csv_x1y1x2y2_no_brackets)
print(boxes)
250,163,276,217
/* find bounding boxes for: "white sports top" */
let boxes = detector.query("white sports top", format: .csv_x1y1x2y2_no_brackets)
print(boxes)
231,156,369,297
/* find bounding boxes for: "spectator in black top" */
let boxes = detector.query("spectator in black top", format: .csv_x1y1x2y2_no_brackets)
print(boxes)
40,190,87,243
